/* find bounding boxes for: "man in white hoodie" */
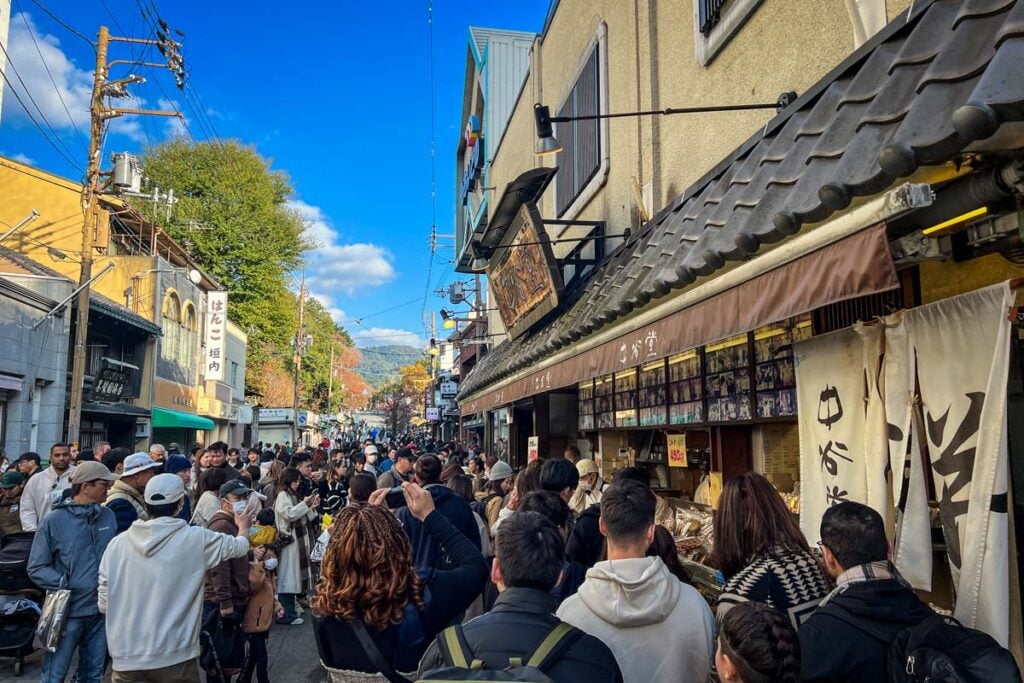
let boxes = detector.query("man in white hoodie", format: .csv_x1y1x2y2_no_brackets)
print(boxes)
98,473,253,682
556,480,715,683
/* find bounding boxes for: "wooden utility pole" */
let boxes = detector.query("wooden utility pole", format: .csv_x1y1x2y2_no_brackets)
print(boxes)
66,27,110,447
292,270,306,446
65,25,184,447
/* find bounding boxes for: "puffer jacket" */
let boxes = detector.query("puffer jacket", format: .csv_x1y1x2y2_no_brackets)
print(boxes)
27,497,117,616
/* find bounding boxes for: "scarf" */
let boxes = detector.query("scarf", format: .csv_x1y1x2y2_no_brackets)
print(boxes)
284,490,314,594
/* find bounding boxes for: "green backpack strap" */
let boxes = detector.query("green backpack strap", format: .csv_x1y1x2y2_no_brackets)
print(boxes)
523,623,584,672
437,625,484,670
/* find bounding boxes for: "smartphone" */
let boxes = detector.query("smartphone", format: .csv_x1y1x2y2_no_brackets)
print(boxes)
384,486,406,509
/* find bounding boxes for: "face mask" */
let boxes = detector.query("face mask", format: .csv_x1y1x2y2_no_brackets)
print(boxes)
264,557,278,571
367,455,377,464
231,500,248,515
580,480,594,492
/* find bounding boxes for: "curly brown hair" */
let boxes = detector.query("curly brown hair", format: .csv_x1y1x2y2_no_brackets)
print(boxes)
311,504,423,630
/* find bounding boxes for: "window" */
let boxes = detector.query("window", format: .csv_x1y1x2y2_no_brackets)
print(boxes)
554,24,608,219
161,292,180,362
181,302,197,371
694,0,763,66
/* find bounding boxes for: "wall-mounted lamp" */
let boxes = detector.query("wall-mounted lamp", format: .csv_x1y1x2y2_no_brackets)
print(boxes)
428,338,440,356
533,92,798,157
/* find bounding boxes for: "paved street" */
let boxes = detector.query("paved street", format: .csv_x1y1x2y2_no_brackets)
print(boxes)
0,618,328,682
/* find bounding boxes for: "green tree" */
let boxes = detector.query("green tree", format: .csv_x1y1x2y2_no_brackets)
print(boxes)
139,140,306,389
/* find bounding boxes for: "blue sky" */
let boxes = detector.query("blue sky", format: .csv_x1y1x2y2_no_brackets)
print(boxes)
0,0,549,348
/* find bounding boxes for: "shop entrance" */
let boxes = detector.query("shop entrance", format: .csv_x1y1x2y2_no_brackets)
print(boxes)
510,401,534,469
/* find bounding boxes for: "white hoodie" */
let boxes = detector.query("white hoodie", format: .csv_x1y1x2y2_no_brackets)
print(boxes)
556,556,714,683
98,516,250,672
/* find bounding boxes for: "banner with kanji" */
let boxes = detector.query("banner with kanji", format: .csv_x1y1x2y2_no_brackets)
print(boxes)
901,282,1013,645
795,326,871,544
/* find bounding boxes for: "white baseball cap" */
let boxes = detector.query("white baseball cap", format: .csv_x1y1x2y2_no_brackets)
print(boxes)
144,473,186,504
122,452,162,477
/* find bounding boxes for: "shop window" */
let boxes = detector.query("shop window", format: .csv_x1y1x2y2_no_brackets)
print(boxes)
180,302,197,371
694,0,763,65
554,24,608,219
161,291,180,362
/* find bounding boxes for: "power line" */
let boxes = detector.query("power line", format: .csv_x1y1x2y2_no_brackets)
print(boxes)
0,36,82,163
0,41,83,172
27,0,95,49
351,295,430,323
13,0,89,151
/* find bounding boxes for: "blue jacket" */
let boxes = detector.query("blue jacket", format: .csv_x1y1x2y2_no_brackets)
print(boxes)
396,484,481,571
27,498,117,617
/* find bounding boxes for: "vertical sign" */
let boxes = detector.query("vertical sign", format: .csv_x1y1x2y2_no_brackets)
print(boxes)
205,291,228,381
528,436,539,462
667,434,688,468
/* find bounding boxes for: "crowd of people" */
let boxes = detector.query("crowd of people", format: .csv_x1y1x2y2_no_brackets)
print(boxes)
0,437,1018,682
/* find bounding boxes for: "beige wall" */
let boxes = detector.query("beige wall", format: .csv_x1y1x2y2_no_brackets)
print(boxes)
488,0,915,262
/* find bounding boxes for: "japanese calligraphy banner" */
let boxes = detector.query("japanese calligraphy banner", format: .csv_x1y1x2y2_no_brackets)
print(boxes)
899,282,1013,645
795,326,872,545
204,290,228,382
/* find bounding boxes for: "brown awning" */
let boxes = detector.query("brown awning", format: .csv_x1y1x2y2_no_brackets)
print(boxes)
460,222,897,414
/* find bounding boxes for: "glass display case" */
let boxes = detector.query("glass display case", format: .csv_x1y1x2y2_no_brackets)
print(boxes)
753,316,812,418
704,333,752,422
578,379,595,431
614,369,639,427
668,350,704,425
638,360,668,426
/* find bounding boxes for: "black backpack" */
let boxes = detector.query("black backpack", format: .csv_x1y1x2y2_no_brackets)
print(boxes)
417,622,583,682
821,607,1022,683
470,494,500,521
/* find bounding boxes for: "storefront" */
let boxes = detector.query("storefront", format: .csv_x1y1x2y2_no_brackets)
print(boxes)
459,0,1024,656
151,379,211,452
256,408,295,448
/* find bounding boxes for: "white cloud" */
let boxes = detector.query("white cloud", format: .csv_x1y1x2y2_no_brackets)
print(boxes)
2,151,36,165
288,198,397,297
2,12,92,133
158,98,189,138
350,327,424,349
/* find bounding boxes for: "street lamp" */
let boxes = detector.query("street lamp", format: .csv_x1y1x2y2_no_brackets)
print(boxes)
533,92,798,157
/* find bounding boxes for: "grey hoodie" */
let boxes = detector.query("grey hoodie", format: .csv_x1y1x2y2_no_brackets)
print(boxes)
557,556,715,683
98,516,250,672
27,498,117,617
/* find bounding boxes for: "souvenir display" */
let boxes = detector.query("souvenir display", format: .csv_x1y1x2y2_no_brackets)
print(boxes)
578,380,595,431
668,350,704,425
614,369,639,427
638,361,668,426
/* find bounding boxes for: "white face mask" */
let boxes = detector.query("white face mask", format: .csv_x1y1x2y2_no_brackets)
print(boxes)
367,454,377,464
264,557,278,571
231,500,248,515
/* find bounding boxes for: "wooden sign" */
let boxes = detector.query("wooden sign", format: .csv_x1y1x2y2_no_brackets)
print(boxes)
488,202,564,339
667,434,688,468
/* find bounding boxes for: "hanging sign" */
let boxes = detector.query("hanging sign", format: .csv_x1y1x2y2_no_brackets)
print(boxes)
204,291,228,381
426,407,440,422
667,434,688,468
440,380,458,399
487,202,564,339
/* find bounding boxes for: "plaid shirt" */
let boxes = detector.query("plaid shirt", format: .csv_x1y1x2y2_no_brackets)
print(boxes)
820,560,908,606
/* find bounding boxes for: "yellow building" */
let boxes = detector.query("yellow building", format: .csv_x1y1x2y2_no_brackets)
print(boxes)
0,155,235,450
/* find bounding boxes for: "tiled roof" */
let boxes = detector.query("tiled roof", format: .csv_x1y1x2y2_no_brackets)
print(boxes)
0,246,162,336
461,0,1024,400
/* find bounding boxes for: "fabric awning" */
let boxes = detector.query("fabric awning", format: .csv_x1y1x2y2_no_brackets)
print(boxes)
460,222,898,415
151,407,215,430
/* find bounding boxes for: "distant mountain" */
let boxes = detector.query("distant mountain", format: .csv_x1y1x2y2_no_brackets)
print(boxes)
357,345,424,388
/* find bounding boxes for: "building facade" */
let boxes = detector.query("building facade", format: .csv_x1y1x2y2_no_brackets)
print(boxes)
456,0,1024,657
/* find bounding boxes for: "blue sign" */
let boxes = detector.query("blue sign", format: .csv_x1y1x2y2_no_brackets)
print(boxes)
459,135,484,206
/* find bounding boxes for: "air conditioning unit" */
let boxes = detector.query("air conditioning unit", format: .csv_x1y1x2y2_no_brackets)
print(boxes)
135,421,151,438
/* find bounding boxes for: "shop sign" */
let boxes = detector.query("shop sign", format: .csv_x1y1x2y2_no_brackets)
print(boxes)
154,379,197,411
204,291,228,381
440,380,458,399
425,388,433,408
667,434,687,468
488,202,564,340
459,124,484,205
258,408,293,422
90,358,136,402
527,436,539,462
426,407,440,422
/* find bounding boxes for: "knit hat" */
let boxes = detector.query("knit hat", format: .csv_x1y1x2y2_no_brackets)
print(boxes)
487,460,513,482
164,454,191,475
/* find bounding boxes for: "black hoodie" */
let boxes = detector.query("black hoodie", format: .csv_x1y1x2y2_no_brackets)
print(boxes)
799,578,935,682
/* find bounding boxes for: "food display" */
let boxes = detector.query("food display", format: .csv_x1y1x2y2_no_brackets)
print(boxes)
779,483,801,515
672,503,714,566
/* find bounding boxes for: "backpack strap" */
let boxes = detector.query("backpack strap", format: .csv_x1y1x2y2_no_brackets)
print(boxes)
815,604,892,644
349,617,412,683
437,625,484,670
523,623,584,672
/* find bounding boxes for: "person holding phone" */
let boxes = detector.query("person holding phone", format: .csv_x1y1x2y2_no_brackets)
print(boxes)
273,468,319,625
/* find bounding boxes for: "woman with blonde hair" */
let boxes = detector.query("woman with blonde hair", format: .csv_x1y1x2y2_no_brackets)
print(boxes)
313,483,487,680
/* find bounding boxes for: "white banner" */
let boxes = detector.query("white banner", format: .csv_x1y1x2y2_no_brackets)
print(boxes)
904,282,1012,645
796,327,870,544
204,291,228,381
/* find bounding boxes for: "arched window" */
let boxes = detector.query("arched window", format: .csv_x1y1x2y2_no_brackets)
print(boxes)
181,301,198,370
161,291,180,362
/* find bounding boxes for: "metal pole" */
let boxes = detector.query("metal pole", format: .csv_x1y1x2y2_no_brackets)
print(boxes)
67,26,109,447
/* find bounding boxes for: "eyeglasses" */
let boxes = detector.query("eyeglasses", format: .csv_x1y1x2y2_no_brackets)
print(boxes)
816,540,830,554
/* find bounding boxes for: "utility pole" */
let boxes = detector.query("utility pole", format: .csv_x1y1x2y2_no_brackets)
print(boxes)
292,270,306,446
66,24,185,447
327,340,335,412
